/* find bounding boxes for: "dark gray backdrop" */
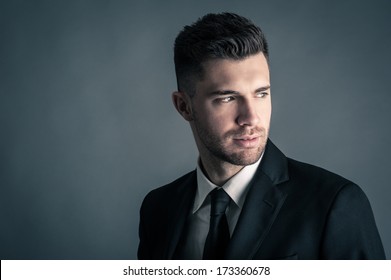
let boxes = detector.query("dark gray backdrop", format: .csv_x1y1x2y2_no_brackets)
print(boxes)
1,0,390,259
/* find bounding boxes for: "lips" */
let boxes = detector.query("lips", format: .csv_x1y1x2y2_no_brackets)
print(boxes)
237,136,259,140
233,135,261,148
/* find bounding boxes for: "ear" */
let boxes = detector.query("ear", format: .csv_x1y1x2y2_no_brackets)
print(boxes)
172,91,194,121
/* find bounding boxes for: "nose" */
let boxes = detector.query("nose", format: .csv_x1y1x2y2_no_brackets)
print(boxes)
236,99,260,127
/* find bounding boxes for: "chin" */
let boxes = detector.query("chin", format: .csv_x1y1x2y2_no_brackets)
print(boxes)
225,150,264,166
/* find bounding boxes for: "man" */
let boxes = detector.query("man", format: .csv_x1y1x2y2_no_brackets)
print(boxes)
138,13,385,259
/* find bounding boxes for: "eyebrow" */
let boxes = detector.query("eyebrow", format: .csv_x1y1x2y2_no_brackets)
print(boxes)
209,86,270,96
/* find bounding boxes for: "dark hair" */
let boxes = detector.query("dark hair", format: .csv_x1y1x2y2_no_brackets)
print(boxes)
174,12,269,95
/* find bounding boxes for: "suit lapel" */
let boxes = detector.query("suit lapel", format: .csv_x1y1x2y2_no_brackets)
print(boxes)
163,171,197,259
226,140,289,259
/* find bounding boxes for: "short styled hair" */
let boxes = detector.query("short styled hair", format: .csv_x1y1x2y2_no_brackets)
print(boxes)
174,12,269,95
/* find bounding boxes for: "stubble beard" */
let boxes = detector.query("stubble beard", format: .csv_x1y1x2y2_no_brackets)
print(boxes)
193,115,269,167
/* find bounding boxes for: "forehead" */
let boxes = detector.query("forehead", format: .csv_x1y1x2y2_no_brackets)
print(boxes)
196,53,270,92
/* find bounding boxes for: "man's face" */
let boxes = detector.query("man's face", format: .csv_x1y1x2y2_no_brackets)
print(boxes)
189,52,271,167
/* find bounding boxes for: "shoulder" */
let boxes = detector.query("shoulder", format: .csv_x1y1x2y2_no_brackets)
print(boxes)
281,157,366,207
145,170,196,198
141,170,196,209
262,140,364,202
287,157,351,185
287,157,354,190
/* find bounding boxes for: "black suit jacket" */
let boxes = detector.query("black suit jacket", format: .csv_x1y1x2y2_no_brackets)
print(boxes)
138,140,385,259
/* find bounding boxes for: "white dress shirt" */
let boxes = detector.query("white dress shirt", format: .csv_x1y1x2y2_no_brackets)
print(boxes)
179,156,262,259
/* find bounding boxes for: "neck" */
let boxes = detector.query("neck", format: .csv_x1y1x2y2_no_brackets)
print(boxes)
199,155,244,186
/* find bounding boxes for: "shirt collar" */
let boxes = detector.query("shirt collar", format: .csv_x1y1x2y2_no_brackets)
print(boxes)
193,155,262,213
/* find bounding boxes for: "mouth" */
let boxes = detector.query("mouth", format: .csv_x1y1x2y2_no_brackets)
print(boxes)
233,135,261,148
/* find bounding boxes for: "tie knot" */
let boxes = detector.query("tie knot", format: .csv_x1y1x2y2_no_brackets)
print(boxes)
210,188,230,216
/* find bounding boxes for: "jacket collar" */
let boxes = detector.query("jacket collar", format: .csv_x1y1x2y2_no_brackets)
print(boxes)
164,139,289,259
259,139,289,185
226,139,289,259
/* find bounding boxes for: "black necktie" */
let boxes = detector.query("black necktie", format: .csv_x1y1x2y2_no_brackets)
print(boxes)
203,188,231,259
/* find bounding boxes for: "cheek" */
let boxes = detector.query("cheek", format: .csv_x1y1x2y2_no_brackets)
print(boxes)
262,108,272,123
193,104,218,130
204,106,236,132
201,114,227,134
257,101,272,122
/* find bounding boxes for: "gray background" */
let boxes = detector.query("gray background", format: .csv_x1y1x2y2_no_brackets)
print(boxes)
1,0,390,259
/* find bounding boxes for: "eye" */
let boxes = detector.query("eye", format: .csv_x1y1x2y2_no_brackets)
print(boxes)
218,96,235,103
256,92,268,98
